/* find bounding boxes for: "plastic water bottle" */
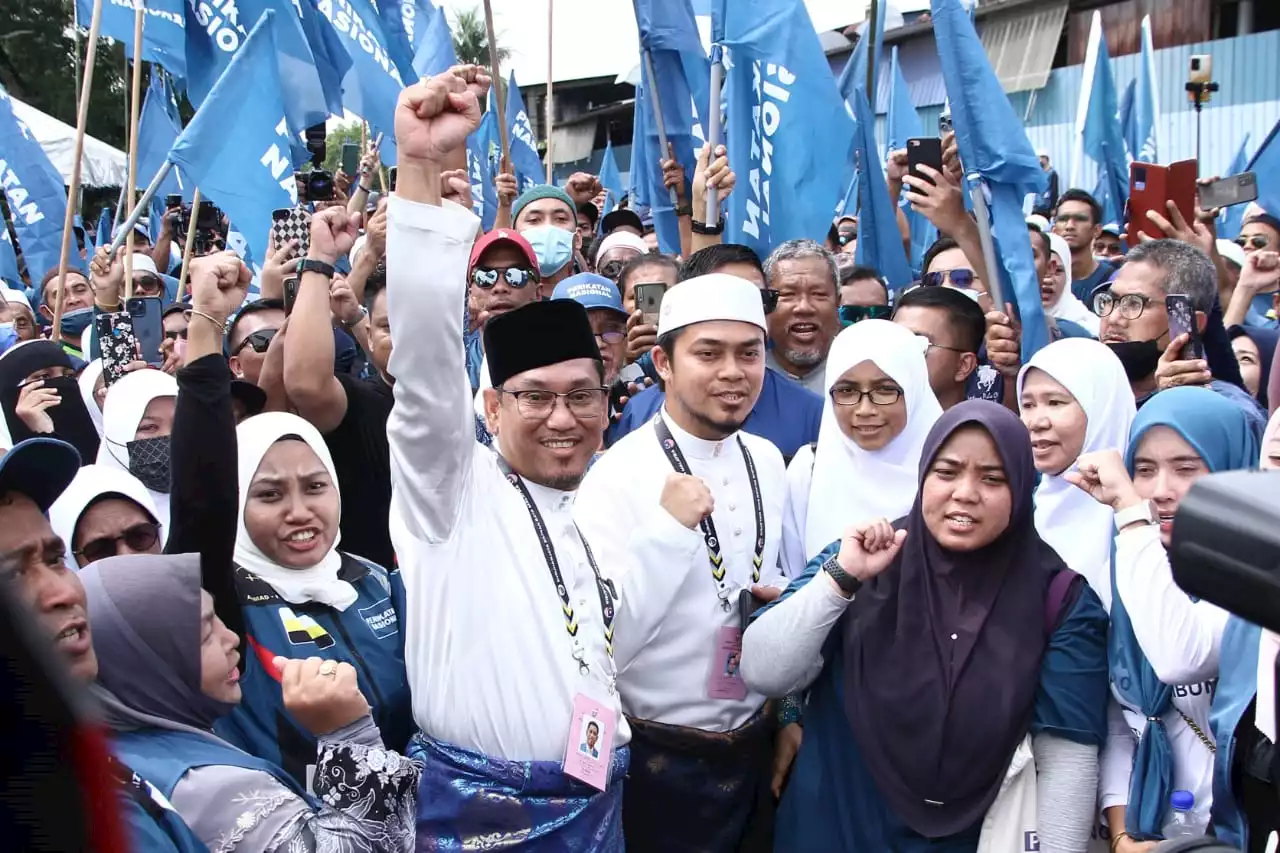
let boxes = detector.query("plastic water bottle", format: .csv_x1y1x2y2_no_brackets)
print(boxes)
1162,790,1203,839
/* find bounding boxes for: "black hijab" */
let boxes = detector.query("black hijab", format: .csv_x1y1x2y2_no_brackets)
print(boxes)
841,400,1064,838
0,340,100,461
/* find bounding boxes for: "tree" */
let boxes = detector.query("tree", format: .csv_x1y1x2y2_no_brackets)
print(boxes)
452,6,509,70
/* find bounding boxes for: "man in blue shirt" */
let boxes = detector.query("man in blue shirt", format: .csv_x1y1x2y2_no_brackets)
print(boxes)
609,244,823,462
1053,190,1114,304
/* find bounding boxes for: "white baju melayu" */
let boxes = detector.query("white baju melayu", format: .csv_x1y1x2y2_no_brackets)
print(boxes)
1017,338,1135,611
575,408,787,731
781,320,942,578
385,195,630,763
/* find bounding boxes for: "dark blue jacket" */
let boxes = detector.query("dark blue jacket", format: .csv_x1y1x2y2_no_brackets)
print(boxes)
214,554,413,785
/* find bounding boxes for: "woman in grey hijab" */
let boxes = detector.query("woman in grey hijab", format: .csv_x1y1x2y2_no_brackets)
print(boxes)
82,553,418,853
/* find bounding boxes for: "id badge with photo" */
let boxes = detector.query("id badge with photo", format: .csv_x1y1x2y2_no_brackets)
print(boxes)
706,625,748,701
562,692,615,791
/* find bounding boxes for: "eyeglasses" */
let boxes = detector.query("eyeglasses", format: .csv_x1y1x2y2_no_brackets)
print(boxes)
761,288,780,315
594,328,625,345
234,328,277,354
830,385,904,407
922,269,976,290
837,232,856,246
1093,291,1154,320
472,266,538,289
924,340,969,356
497,386,610,419
838,304,892,326
598,260,626,281
75,522,161,564
1236,235,1272,251
164,327,189,342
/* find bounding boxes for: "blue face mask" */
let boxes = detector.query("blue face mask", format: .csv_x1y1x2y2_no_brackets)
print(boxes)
60,306,94,337
522,225,574,277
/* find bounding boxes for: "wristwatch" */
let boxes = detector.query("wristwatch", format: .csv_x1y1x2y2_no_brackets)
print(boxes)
296,258,336,279
691,219,725,235
822,554,862,597
342,305,369,328
1114,499,1157,532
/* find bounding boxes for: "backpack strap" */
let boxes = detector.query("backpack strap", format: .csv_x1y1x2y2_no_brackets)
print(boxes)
1044,568,1083,639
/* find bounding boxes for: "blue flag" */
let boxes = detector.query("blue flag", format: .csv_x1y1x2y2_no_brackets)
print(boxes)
1079,13,1128,226
233,0,336,136
413,2,458,78
836,172,858,218
139,70,184,203
1248,119,1280,224
374,0,421,81
599,138,625,212
505,73,545,194
1119,79,1136,157
467,109,498,231
95,208,113,254
167,10,298,270
932,0,1048,359
311,0,406,166
837,12,885,106
886,45,934,272
1221,133,1252,239
1131,15,1159,163
79,0,187,79
717,0,855,260
0,85,77,283
0,223,20,288
851,91,912,289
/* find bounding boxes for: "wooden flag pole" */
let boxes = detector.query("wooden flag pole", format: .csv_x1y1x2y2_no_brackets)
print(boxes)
865,0,878,99
545,0,554,182
123,4,146,301
482,0,511,169
51,0,104,344
177,188,201,301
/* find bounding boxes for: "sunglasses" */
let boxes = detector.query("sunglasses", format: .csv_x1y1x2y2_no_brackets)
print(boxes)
839,304,893,326
837,232,856,246
235,328,277,354
922,269,976,290
598,260,626,281
1236,235,1272,251
75,522,161,564
133,273,163,294
472,266,538,289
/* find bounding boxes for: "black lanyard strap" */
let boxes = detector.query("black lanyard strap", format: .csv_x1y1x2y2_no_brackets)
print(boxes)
495,456,616,667
654,418,765,608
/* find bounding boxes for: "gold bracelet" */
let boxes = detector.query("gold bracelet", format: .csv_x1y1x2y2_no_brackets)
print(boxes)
1110,830,1132,852
188,309,226,337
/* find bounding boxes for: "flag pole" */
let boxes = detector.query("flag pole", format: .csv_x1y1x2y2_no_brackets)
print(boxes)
865,0,878,98
642,49,680,207
545,0,554,183
482,0,511,169
108,161,175,259
51,0,104,344
705,46,724,228
966,176,1008,313
123,3,146,300
177,188,201,301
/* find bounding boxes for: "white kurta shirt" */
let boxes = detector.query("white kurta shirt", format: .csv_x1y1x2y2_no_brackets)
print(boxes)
575,408,787,732
385,195,626,763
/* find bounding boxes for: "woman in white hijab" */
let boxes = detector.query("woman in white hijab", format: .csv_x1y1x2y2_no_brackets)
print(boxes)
780,320,943,577
49,464,161,570
214,411,412,786
78,359,106,436
1042,232,1102,338
96,368,178,533
1016,337,1135,608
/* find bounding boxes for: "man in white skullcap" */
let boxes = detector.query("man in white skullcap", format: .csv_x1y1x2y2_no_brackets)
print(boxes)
593,230,650,282
576,273,787,851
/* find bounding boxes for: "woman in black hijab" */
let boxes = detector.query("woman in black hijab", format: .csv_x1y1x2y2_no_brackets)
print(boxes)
741,401,1109,852
0,339,100,461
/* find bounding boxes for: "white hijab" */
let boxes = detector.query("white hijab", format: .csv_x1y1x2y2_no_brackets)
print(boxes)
78,359,105,437
1043,232,1101,337
95,369,177,534
1017,338,1135,609
235,412,355,610
49,464,160,570
803,320,943,558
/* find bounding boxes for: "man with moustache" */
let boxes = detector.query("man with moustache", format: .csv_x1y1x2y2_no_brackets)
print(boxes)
762,240,842,395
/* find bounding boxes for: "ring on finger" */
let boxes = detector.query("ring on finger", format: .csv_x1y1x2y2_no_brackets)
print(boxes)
319,660,338,678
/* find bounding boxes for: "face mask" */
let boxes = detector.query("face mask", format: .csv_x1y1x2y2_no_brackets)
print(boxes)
1107,340,1162,383
60,306,94,337
126,435,172,493
522,225,574,277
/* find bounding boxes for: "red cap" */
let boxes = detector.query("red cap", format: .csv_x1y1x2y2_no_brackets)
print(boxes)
469,228,539,274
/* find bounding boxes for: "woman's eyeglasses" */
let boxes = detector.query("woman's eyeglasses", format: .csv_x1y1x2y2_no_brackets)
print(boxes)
472,267,538,290
922,269,976,290
830,385,904,407
75,522,161,564
1236,235,1272,251
235,328,277,354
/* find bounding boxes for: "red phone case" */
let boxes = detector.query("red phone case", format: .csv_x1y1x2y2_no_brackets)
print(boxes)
1127,159,1197,248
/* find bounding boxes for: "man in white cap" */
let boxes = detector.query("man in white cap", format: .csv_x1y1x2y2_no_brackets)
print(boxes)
1033,148,1059,217
1,287,38,342
576,273,787,851
593,230,649,282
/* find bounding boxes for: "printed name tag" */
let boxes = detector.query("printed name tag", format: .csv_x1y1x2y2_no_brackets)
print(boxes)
706,626,748,701
562,693,615,792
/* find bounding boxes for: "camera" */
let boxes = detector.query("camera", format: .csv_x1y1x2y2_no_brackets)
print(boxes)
166,197,223,256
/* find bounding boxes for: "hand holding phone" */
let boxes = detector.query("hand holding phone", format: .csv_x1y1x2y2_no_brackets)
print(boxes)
634,282,667,327
1199,173,1257,210
1165,294,1205,361
95,313,142,384
906,138,944,194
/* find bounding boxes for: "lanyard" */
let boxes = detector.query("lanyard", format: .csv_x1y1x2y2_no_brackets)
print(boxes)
654,418,765,611
495,456,616,675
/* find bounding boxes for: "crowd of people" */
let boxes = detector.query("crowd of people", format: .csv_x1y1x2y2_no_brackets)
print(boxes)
2,60,1280,853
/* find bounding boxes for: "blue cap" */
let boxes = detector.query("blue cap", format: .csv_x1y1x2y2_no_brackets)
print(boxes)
0,438,81,512
1170,790,1195,811
552,274,628,319
1101,222,1123,237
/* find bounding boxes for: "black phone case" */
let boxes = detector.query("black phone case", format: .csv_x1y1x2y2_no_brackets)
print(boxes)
906,138,943,190
738,589,767,633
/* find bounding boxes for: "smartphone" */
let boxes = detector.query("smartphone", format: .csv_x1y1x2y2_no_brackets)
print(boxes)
283,276,299,317
271,207,312,256
938,100,953,135
1188,54,1212,85
634,282,667,326
164,193,182,211
388,167,397,192
906,138,944,193
126,296,165,366
1166,294,1204,361
1199,173,1257,210
95,313,141,384
738,588,766,633
1127,159,1198,249
341,143,360,176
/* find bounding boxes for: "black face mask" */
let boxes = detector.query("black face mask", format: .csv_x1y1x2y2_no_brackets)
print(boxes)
126,435,172,493
1107,340,1162,383
1,374,100,463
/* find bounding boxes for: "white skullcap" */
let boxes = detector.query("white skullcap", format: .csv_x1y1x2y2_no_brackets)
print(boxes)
1047,232,1071,277
595,230,649,259
1,288,31,311
1025,214,1049,233
657,274,766,337
1217,238,1246,270
131,253,159,276
1036,148,1050,159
